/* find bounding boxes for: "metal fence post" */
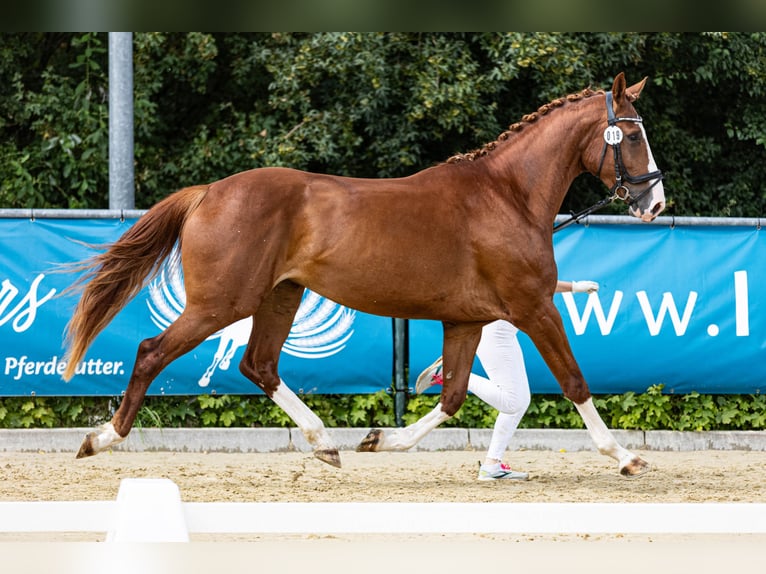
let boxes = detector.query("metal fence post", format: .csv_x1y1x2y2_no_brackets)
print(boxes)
109,32,135,211
392,318,408,427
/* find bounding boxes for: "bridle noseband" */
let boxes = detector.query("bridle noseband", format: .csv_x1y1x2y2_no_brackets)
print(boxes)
553,90,664,233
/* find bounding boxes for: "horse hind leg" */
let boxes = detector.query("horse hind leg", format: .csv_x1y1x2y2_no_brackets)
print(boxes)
76,310,227,458
357,405,451,452
268,379,341,468
239,281,341,468
358,322,481,453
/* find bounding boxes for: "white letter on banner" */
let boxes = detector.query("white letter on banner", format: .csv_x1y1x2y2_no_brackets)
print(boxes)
0,275,57,332
8,274,57,332
0,279,19,316
560,291,623,335
636,291,698,336
734,270,749,337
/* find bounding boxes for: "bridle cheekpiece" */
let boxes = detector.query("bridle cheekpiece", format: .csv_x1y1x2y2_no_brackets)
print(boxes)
553,90,664,233
597,91,663,206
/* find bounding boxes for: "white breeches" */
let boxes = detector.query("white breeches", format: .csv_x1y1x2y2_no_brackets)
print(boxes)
470,320,531,461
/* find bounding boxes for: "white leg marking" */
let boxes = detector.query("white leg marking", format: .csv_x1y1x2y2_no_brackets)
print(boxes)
91,422,126,453
271,381,335,452
574,398,636,470
374,404,451,451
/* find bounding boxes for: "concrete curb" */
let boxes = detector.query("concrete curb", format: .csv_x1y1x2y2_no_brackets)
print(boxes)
1,427,766,454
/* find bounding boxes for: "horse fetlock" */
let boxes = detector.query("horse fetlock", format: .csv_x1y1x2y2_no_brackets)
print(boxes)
75,422,125,459
594,441,619,458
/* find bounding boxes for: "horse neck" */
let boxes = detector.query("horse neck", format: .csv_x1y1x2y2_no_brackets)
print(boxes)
482,98,602,227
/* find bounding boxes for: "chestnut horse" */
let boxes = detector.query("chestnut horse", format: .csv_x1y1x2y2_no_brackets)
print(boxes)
64,73,664,476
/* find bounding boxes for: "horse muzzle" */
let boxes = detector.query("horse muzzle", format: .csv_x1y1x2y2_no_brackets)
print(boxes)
628,183,666,221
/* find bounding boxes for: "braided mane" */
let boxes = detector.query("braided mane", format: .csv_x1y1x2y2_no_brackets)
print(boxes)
446,87,603,164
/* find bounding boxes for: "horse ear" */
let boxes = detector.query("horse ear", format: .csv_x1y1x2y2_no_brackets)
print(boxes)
611,72,627,99
625,77,648,102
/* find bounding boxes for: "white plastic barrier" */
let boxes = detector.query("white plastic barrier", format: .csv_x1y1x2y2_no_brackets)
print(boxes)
106,478,188,542
1,478,766,541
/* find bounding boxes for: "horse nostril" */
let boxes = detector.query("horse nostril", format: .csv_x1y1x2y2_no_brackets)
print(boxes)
651,202,665,216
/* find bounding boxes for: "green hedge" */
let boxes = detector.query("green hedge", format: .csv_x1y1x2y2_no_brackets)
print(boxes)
1,385,764,431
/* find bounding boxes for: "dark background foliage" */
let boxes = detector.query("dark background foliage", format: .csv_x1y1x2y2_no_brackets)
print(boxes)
1,32,765,217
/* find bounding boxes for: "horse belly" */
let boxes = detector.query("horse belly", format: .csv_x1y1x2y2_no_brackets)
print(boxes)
297,259,495,322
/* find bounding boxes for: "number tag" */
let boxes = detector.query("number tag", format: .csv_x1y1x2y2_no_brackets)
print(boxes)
603,125,623,145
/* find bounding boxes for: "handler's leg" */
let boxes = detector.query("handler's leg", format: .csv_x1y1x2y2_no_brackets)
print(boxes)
470,320,531,464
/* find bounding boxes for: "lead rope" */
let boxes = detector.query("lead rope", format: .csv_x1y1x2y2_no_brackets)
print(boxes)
552,194,616,233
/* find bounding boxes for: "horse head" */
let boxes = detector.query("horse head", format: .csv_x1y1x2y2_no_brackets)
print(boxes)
590,72,666,222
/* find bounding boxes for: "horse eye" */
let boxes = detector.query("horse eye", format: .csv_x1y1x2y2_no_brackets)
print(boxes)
627,133,641,142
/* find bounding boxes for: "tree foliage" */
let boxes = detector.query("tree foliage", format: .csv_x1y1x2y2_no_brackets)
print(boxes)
1,32,765,216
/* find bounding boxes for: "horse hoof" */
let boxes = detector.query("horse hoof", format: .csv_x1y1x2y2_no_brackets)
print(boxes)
75,423,124,459
356,428,383,452
75,432,97,459
314,448,341,468
620,456,651,477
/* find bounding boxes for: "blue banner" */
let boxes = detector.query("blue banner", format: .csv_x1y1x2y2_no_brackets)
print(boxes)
0,218,391,396
0,218,762,396
410,224,765,395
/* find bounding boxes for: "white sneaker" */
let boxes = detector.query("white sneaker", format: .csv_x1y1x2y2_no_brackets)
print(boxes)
477,462,529,481
415,356,443,394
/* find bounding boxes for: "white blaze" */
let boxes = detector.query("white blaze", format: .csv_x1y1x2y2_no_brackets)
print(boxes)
632,123,665,220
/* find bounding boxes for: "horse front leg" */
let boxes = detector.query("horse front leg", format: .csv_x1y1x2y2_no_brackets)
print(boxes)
357,322,482,452
573,397,649,476
520,302,649,477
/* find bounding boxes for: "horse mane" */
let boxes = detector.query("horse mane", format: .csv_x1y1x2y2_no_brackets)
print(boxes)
445,86,603,164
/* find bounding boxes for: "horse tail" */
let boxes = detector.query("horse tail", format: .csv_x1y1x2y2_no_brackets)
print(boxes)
63,185,208,381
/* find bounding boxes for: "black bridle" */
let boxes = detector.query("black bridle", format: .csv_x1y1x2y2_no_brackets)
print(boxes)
553,90,664,233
